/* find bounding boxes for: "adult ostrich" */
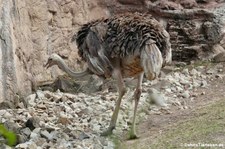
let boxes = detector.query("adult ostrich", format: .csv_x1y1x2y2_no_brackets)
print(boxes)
45,12,172,139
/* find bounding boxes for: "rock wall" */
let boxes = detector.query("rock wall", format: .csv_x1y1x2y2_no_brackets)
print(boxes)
0,0,109,103
106,0,225,61
1,0,225,103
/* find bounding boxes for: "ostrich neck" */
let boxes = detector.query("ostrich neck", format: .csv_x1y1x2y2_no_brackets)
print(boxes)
57,58,90,78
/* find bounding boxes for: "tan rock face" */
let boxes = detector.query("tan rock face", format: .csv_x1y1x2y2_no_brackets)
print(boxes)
0,0,225,104
0,0,109,103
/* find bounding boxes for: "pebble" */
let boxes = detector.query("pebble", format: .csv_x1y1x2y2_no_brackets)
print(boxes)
179,79,189,85
40,130,52,140
206,68,216,74
218,68,223,72
0,110,7,116
15,142,37,149
0,62,217,148
15,143,29,148
34,138,46,146
165,88,172,93
196,66,205,71
36,90,46,100
25,94,37,107
171,87,177,92
192,80,200,87
33,128,41,133
92,124,101,132
182,68,189,75
1,144,12,149
78,132,90,140
176,86,184,92
20,128,31,137
201,80,208,87
201,92,206,95
181,91,190,98
3,111,13,118
30,132,39,139
190,68,200,76
57,116,71,125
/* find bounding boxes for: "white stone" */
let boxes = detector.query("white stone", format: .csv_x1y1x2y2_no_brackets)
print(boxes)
176,86,184,92
33,128,41,133
1,144,12,149
15,142,37,149
200,74,207,79
40,130,52,140
179,80,189,86
182,68,189,75
25,94,37,107
92,124,101,132
30,132,39,139
201,80,208,87
190,68,200,76
36,90,45,100
206,68,216,74
0,110,7,116
171,87,177,92
3,111,13,118
218,68,223,72
15,143,28,148
181,91,190,98
196,66,205,71
201,92,206,95
192,80,200,87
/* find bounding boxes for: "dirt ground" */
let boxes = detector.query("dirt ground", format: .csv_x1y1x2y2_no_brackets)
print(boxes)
119,62,225,149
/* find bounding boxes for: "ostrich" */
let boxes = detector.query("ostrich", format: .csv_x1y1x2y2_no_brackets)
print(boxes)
45,12,172,139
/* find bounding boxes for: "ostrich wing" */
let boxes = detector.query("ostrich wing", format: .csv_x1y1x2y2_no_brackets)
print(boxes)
84,30,113,76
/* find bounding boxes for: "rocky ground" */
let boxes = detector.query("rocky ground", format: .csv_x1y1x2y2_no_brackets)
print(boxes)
1,61,225,149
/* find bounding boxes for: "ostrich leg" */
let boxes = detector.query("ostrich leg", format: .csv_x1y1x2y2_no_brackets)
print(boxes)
129,73,144,139
101,67,126,136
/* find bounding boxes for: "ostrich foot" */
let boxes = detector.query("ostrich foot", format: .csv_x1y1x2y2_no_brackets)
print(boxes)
128,133,139,140
128,129,139,140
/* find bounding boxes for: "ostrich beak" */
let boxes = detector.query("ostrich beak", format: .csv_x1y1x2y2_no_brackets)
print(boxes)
44,59,53,69
44,61,50,69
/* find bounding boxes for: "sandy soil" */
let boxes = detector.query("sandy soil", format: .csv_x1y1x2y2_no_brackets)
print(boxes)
120,62,225,149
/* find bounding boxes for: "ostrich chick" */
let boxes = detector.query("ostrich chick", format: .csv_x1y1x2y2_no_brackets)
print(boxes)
45,12,172,139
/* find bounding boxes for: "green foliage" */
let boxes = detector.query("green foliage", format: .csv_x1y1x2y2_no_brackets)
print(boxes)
110,135,121,149
120,99,225,149
0,124,17,146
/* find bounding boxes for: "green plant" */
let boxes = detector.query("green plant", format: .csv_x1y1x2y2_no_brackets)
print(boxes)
0,124,17,146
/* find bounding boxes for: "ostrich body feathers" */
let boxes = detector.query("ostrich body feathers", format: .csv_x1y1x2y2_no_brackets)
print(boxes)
73,12,171,79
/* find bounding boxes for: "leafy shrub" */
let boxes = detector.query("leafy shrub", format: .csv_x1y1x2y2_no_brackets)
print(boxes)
0,124,17,146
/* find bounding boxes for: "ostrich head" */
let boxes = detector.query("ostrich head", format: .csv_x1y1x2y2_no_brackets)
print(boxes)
45,53,90,78
45,53,63,69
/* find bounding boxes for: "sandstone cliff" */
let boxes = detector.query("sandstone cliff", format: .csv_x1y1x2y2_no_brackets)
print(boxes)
0,0,225,104
0,0,109,103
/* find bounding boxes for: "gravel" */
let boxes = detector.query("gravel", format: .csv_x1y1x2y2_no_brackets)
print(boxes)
1,63,224,148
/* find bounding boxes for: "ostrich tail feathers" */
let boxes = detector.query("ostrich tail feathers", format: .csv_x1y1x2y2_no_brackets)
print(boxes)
141,41,163,80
